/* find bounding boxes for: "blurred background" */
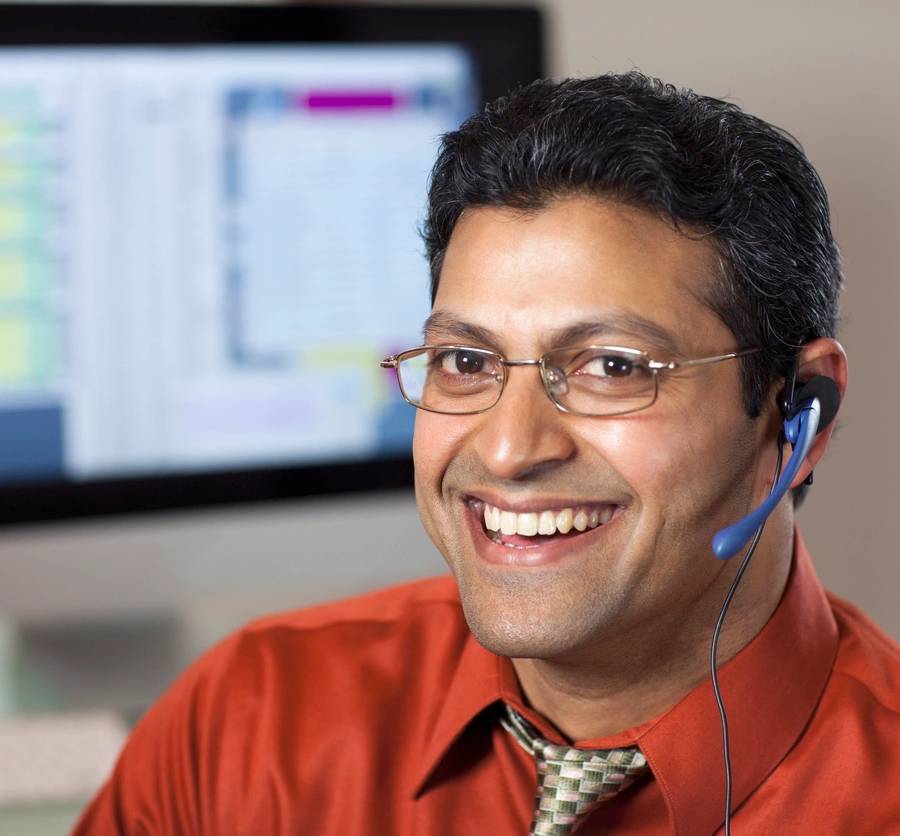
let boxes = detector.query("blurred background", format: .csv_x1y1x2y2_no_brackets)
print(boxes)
0,1,897,832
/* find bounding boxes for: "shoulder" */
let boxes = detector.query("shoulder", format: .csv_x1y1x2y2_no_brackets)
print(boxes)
743,595,900,831
181,574,468,708
241,573,463,635
764,593,900,828
827,590,900,718
222,574,467,674
73,576,468,834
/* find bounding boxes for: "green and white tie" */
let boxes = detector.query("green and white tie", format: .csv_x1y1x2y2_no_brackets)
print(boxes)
500,704,649,835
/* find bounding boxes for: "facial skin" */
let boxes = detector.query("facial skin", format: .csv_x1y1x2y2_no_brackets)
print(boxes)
413,196,846,739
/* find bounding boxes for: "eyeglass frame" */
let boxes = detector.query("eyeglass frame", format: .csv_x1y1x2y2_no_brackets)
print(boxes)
380,344,763,417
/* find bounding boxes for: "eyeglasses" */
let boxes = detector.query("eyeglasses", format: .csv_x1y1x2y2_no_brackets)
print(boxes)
380,344,761,417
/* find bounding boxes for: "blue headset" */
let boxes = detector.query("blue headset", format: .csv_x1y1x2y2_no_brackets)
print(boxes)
711,375,840,560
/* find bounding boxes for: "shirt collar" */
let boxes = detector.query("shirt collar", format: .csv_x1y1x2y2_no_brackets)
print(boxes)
412,615,518,798
411,528,838,835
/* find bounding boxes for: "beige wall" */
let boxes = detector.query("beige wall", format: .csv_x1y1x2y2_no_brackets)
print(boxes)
1,1,897,654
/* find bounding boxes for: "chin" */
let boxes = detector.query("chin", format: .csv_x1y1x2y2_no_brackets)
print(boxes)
454,570,622,661
466,623,579,661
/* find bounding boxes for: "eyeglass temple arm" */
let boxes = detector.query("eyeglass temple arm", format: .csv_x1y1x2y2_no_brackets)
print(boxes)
659,348,761,371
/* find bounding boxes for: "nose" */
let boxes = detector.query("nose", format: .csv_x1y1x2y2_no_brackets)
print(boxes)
470,364,577,481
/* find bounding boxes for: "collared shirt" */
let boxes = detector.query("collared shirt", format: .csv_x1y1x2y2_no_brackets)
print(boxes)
75,531,900,835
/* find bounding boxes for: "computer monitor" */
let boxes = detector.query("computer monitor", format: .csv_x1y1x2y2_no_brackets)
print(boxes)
0,4,544,524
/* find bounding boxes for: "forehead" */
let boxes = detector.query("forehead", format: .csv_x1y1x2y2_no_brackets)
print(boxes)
429,197,729,356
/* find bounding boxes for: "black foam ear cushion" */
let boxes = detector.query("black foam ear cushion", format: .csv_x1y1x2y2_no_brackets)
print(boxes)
789,376,840,434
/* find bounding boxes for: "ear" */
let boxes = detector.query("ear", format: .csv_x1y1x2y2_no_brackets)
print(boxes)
787,338,848,489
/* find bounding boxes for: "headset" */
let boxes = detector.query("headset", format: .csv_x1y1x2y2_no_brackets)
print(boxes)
708,367,840,835
713,373,841,561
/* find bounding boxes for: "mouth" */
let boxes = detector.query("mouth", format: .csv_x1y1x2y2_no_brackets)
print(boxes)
463,494,625,566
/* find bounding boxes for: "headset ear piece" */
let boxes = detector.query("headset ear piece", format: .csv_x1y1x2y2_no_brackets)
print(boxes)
714,374,840,560
785,376,840,434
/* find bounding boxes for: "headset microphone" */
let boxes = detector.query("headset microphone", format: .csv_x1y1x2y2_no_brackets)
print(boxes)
711,375,840,560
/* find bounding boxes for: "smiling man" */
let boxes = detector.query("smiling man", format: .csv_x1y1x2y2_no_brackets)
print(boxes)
413,196,795,743
76,73,900,835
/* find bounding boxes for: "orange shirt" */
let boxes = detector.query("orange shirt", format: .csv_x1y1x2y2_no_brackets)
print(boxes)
75,531,900,835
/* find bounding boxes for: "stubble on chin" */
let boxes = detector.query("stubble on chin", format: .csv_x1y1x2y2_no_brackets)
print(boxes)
450,555,632,661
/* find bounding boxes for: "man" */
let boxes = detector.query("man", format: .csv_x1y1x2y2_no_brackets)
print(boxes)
76,73,900,835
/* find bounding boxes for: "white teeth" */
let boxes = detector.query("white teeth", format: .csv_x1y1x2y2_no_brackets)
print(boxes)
516,513,538,536
479,501,617,538
484,505,501,532
538,510,556,535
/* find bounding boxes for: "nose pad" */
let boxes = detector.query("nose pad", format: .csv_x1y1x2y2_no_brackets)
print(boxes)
543,366,568,397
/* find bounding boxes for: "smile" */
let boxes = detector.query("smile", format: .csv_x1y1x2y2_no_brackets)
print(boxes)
464,496,624,565
482,502,615,538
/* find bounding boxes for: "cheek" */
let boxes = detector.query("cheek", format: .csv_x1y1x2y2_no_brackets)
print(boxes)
585,419,692,490
590,410,743,512
412,412,467,493
413,412,472,556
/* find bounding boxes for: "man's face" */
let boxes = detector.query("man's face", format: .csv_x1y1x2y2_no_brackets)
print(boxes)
413,197,771,663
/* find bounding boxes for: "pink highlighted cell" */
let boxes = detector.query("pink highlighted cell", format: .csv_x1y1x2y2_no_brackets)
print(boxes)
298,91,405,111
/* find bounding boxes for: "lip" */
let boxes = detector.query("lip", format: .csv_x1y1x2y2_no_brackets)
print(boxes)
462,496,624,568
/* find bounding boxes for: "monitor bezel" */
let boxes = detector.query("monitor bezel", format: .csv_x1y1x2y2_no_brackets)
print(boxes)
0,2,544,525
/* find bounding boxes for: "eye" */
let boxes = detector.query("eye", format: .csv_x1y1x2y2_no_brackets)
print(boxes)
580,354,636,378
437,349,488,375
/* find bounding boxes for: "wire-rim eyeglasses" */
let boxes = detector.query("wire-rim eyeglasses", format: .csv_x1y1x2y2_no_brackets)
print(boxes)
380,344,761,417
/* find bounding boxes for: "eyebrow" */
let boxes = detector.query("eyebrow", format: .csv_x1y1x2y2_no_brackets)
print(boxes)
422,310,681,355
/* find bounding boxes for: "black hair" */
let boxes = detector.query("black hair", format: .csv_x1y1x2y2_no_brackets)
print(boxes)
422,72,843,506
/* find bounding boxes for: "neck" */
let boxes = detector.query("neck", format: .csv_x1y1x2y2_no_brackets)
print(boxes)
511,516,794,742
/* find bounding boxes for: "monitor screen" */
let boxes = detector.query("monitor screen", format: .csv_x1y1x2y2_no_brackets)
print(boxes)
0,4,544,523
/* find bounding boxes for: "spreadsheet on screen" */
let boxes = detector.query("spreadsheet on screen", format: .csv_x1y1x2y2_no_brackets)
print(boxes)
0,45,476,486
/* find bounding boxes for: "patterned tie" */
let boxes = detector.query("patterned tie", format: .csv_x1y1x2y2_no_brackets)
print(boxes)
500,704,649,835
